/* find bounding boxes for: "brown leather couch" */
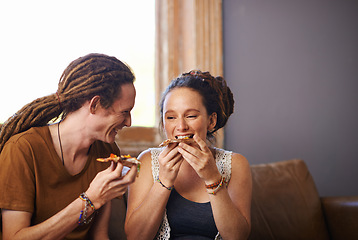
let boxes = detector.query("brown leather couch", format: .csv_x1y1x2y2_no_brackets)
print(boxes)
108,159,358,240
1,159,357,239
248,159,358,240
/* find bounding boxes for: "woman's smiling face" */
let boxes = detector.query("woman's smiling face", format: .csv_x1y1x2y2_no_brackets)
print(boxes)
162,87,217,141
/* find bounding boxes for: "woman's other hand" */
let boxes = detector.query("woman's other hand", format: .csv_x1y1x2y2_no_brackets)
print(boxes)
177,135,221,185
157,143,184,188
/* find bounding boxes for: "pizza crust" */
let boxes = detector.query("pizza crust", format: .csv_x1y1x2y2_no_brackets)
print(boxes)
159,137,195,147
97,153,140,167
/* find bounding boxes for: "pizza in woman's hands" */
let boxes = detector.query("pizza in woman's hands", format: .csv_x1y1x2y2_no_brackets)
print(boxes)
159,135,195,147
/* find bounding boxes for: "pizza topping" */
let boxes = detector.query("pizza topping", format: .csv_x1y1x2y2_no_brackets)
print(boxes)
159,135,194,147
96,153,141,176
96,153,121,162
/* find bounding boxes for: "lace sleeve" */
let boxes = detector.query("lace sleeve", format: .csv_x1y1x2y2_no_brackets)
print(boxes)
151,148,161,181
150,148,171,240
215,148,232,183
214,148,232,240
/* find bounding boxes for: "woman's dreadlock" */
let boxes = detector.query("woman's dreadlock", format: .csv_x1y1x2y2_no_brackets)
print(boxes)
0,53,135,153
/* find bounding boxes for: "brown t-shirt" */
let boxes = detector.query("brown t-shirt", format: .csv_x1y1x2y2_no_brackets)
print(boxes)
0,126,120,239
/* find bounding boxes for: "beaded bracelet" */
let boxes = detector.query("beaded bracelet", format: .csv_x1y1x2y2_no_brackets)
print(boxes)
156,177,174,191
78,192,96,225
205,176,225,189
79,192,95,210
207,176,227,195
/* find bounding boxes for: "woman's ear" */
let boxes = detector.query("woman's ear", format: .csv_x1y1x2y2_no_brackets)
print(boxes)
208,112,217,131
89,96,101,114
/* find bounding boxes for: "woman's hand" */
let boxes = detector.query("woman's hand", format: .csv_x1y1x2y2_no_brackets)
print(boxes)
177,135,221,185
86,162,138,209
157,143,184,188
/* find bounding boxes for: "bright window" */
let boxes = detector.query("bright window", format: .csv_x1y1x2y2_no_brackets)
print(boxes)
0,0,155,127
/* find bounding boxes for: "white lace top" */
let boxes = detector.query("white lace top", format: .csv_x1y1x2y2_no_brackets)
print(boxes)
150,147,232,240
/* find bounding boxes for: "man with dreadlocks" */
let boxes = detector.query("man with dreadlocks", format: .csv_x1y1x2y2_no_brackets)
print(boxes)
0,53,138,239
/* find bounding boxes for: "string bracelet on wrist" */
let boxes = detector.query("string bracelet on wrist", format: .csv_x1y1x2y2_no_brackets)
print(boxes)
78,192,97,225
156,176,174,191
205,176,225,189
207,176,227,195
79,192,95,210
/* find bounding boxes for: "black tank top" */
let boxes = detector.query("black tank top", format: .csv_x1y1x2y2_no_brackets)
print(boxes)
166,188,218,239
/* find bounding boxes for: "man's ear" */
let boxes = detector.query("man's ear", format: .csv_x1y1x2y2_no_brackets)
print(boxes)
89,96,101,114
208,112,217,131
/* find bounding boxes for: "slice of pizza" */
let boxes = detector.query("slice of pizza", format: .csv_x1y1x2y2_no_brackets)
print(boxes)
97,153,140,168
159,135,195,147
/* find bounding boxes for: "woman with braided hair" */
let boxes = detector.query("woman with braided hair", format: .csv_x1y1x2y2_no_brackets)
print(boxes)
125,70,252,239
0,53,138,239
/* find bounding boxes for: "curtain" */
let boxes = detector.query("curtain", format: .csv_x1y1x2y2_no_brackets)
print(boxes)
155,0,224,147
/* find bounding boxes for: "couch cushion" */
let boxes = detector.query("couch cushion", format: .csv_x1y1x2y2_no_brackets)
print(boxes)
321,196,358,240
249,159,330,240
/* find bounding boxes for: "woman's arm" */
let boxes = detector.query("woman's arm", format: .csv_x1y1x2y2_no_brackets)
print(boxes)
209,153,252,240
178,135,252,240
125,147,183,240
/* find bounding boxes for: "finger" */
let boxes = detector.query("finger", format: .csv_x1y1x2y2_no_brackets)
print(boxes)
105,161,115,171
177,146,197,166
107,162,124,180
100,161,116,175
173,151,184,164
159,147,181,165
193,134,210,152
160,143,179,158
167,152,184,169
178,142,201,159
162,150,183,169
107,165,137,198
174,156,184,169
115,161,124,173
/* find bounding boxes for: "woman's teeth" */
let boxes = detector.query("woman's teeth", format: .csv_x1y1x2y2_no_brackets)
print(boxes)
176,135,193,139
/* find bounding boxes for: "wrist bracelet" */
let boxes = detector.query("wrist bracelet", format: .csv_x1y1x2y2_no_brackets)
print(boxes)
78,192,96,225
205,176,225,189
79,192,95,210
207,176,227,195
156,177,174,191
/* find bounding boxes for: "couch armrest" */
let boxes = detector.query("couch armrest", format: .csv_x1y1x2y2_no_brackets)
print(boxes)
321,196,358,240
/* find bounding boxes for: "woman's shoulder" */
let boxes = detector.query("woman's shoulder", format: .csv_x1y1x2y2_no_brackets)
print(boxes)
231,152,248,162
215,148,249,170
215,147,246,160
229,152,251,183
138,147,162,161
137,148,163,178
214,148,243,161
230,151,249,168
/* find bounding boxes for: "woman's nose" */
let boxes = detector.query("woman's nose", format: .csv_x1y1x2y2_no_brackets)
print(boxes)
176,118,188,131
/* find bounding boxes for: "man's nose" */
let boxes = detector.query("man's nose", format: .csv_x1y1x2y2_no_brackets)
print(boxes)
124,113,132,127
